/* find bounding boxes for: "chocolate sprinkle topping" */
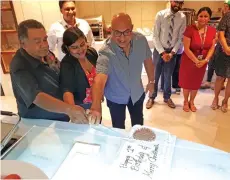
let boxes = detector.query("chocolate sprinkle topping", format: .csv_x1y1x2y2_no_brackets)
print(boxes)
133,128,156,141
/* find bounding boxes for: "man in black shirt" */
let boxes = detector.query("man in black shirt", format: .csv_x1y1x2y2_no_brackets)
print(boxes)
10,19,88,123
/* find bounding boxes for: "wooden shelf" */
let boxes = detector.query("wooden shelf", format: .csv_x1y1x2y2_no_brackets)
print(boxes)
1,1,18,74
1,30,17,33
1,8,12,11
1,50,16,53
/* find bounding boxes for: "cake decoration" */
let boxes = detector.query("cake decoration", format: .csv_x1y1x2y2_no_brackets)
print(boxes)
132,127,156,141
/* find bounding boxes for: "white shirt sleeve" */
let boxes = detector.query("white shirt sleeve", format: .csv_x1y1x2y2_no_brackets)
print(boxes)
86,23,95,47
152,12,165,54
47,23,58,52
172,15,187,53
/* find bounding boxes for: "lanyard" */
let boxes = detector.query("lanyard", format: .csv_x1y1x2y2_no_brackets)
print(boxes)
198,26,207,50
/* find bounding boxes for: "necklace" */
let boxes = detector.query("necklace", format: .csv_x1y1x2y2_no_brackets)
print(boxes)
79,58,93,74
196,23,207,50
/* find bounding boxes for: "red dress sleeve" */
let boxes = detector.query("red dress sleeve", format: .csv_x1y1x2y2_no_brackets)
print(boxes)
209,26,217,40
183,25,193,38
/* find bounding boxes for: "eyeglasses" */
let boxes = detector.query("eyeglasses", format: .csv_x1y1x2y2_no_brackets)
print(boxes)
112,29,132,37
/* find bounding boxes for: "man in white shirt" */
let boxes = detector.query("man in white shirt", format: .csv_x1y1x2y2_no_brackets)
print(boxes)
47,1,95,61
146,0,186,109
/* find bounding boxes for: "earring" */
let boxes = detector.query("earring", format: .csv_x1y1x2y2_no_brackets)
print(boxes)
65,45,70,55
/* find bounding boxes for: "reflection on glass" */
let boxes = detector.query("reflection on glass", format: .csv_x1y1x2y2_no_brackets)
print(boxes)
1,43,19,52
1,1,11,9
2,23,16,30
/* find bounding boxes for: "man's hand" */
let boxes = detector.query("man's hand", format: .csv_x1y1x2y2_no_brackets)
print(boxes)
67,105,88,124
162,53,170,62
168,52,175,61
145,82,154,97
86,109,101,125
161,53,173,62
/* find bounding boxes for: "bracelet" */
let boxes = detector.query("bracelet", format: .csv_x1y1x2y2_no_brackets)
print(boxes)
149,81,155,84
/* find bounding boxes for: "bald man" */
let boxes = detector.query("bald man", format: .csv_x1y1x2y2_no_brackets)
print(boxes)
88,13,155,129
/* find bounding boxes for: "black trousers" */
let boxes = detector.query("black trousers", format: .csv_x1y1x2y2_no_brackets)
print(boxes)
106,93,145,129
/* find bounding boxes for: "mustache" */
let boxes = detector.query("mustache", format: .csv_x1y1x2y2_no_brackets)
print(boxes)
39,49,49,54
40,48,48,51
172,7,180,12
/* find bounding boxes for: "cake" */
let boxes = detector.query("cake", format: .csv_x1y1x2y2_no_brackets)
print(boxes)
132,127,156,141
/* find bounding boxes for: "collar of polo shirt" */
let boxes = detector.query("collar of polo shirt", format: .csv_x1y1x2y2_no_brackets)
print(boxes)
20,48,43,69
110,38,134,54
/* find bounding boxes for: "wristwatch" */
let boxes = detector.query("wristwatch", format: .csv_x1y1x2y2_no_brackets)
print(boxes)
171,51,176,55
169,51,175,57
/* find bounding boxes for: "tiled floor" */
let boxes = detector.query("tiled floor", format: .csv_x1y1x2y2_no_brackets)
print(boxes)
1,87,230,152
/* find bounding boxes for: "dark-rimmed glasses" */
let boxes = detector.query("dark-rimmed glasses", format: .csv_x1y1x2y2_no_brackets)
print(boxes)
112,29,132,37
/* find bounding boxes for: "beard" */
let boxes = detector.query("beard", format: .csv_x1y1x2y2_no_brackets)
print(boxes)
171,6,181,13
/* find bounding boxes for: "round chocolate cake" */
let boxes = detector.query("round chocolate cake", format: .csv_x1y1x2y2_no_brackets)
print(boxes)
133,128,156,141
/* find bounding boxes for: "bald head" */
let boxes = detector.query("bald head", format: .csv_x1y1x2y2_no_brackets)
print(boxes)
111,13,133,49
111,13,133,30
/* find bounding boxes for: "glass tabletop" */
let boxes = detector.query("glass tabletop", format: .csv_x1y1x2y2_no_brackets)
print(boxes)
2,125,176,180
2,125,127,178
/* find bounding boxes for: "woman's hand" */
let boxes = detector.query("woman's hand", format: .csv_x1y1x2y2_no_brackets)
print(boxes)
194,59,200,65
196,59,208,68
86,109,101,125
225,47,230,56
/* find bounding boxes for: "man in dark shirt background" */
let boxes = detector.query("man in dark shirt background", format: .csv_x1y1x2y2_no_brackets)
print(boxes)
10,19,88,123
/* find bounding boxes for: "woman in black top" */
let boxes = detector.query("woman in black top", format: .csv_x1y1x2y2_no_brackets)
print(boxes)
212,9,230,113
60,26,98,109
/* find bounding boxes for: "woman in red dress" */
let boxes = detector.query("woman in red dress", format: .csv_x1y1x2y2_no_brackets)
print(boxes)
179,7,216,112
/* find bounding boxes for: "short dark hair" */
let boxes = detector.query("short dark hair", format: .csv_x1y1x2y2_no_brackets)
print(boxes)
59,1,75,9
197,7,212,17
224,3,230,9
18,19,45,42
62,26,86,54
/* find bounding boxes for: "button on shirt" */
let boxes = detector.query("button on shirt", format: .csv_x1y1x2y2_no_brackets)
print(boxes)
153,8,186,54
96,32,152,104
10,48,68,121
47,17,95,61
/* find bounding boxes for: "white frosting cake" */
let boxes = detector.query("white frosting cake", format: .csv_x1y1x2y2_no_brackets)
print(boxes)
111,125,176,180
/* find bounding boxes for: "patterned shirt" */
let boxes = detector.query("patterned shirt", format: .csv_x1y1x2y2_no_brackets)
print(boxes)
83,67,96,103
218,11,230,46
